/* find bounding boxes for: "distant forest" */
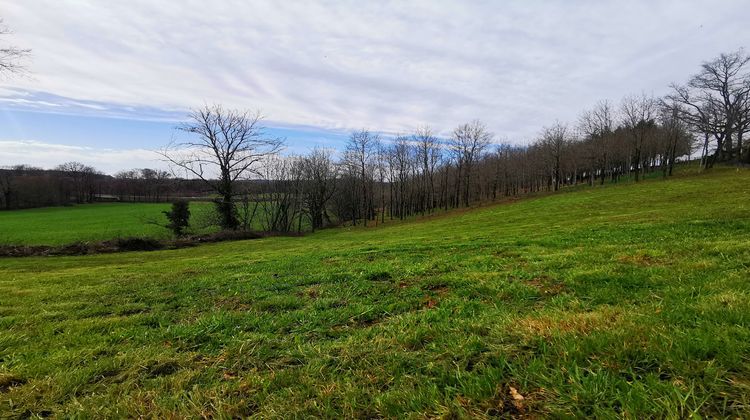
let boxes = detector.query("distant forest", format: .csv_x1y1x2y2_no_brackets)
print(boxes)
2,49,748,234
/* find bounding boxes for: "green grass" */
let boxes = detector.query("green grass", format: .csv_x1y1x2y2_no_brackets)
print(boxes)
0,202,217,245
1,167,749,417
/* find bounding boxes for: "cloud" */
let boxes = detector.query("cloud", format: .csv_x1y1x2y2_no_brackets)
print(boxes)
0,0,749,144
0,140,163,174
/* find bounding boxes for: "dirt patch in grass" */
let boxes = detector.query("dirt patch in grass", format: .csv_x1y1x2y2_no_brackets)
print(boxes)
457,383,545,418
0,373,26,392
525,275,566,296
514,307,623,339
424,282,451,295
216,296,253,311
296,286,320,299
144,360,181,377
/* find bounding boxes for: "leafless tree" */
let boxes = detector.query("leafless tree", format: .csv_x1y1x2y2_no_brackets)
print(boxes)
55,161,98,203
258,156,303,233
450,120,492,206
160,104,284,229
580,100,615,185
0,19,30,76
388,135,413,219
658,103,691,177
343,129,379,224
299,148,338,230
540,122,569,191
620,93,657,181
413,126,441,213
666,49,750,166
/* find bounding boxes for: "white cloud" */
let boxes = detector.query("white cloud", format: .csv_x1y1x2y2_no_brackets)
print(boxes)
0,140,164,174
1,0,749,142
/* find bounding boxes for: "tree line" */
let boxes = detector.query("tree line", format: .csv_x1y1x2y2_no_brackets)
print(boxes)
0,164,212,210
2,49,748,237
158,50,747,233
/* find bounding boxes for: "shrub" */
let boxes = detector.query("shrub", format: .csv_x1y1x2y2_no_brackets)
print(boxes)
163,200,190,236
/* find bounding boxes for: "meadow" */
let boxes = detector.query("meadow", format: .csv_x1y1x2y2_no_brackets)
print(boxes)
1,167,749,417
0,202,218,246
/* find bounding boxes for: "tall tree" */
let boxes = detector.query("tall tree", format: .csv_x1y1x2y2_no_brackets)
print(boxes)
667,49,750,167
450,120,492,206
413,126,441,213
540,122,569,191
299,148,338,230
579,100,615,185
620,94,657,181
160,105,284,229
344,130,379,224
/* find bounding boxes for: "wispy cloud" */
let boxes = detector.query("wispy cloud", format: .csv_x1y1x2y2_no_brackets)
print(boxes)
1,0,749,144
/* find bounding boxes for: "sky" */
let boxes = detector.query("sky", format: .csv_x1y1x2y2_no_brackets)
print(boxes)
0,0,749,174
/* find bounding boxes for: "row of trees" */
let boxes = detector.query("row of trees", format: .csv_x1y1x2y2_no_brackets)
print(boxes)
157,49,748,233
233,112,693,232
3,46,747,236
0,164,211,210
159,101,695,232
0,163,104,209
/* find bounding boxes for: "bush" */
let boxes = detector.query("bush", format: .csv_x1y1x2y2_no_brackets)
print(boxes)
116,237,163,251
163,200,190,236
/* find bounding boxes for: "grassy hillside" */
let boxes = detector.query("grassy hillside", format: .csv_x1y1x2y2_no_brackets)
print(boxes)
1,168,749,417
0,202,217,245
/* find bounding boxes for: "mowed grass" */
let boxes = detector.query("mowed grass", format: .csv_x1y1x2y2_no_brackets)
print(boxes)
0,202,216,245
1,167,749,418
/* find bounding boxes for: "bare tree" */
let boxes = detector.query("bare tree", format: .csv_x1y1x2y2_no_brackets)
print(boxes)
258,156,303,233
55,161,98,203
620,93,657,181
388,135,413,219
580,100,615,185
0,19,30,76
413,126,441,213
658,103,692,177
540,122,569,191
450,120,492,206
299,148,338,230
160,104,284,229
666,49,750,167
343,129,379,224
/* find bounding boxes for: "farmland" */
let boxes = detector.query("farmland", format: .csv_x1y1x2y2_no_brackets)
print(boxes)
1,167,749,417
0,202,218,246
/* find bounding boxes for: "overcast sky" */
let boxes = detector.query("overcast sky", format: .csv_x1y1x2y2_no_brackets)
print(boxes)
1,0,749,173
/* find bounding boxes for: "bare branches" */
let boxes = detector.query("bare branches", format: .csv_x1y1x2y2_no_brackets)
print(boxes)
665,49,750,166
450,120,493,206
160,104,285,229
0,19,30,77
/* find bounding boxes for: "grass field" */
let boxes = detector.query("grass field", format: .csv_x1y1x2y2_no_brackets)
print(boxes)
0,202,218,246
1,168,749,417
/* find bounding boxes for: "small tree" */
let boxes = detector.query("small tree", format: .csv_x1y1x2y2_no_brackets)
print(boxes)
163,200,191,236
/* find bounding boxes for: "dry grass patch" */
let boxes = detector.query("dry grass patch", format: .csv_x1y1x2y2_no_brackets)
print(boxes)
525,275,566,296
616,251,668,266
514,306,624,339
